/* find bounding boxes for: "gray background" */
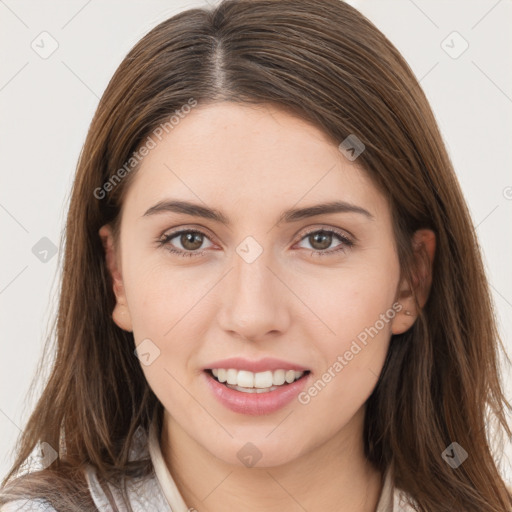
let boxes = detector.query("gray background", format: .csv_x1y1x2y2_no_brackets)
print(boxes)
1,0,511,486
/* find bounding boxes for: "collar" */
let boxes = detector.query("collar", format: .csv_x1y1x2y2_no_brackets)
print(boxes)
148,408,190,512
148,408,395,512
376,464,395,511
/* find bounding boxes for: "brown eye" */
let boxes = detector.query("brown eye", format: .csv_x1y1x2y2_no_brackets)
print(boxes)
296,228,354,256
179,231,204,251
159,229,213,257
308,231,333,251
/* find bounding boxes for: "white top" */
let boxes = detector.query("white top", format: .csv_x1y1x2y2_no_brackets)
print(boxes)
2,411,416,511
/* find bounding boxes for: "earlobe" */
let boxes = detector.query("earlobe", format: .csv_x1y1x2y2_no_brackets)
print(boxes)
391,229,436,335
112,303,133,333
98,224,133,333
391,284,416,335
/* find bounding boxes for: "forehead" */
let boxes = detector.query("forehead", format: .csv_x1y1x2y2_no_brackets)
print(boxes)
121,101,386,222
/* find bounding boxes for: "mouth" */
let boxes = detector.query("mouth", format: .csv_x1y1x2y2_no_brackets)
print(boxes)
203,367,313,415
204,368,311,394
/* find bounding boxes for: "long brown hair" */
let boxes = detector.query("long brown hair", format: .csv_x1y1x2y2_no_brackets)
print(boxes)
2,1,511,510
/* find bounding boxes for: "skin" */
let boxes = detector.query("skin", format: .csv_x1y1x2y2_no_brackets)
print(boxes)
99,101,435,512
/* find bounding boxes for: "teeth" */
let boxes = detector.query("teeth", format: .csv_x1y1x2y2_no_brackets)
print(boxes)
226,369,238,385
211,368,306,388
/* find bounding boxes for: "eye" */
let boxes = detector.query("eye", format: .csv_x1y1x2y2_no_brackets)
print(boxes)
157,229,214,258
295,228,354,256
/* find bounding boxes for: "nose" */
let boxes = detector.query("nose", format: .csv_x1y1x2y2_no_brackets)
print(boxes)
216,246,291,342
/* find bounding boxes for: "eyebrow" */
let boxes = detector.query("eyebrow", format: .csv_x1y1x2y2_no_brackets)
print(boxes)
142,199,375,225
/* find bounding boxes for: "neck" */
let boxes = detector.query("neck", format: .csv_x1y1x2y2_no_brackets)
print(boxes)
160,406,384,512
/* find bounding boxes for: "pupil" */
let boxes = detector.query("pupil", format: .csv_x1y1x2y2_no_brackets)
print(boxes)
311,231,331,250
183,232,202,250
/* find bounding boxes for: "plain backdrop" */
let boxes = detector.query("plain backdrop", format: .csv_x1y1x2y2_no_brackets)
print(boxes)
1,0,511,488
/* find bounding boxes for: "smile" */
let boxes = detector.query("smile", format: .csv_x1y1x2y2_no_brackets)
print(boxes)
203,369,311,415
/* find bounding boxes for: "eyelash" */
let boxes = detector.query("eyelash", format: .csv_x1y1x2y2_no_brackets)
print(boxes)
156,227,354,258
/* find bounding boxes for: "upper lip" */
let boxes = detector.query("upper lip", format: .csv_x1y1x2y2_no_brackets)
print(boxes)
204,357,310,373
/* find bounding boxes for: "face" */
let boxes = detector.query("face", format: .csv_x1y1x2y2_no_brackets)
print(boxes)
99,101,418,468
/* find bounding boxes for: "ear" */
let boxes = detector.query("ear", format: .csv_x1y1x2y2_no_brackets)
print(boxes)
98,224,133,333
391,229,436,335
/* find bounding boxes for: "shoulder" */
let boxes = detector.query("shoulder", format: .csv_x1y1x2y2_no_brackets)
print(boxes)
393,487,419,511
378,464,417,512
84,462,171,512
0,499,57,512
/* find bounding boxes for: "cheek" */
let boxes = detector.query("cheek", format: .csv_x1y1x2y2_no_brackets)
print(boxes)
308,283,395,388
126,264,203,411
297,252,399,399
124,258,201,334
124,260,213,388
299,256,399,344
296,286,395,435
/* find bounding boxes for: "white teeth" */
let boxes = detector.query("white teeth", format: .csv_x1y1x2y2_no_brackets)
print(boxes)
254,370,272,388
237,370,254,388
225,383,279,393
285,370,296,383
273,370,286,385
210,368,306,388
226,369,238,385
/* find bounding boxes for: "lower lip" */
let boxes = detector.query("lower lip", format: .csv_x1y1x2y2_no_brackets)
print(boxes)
203,370,311,416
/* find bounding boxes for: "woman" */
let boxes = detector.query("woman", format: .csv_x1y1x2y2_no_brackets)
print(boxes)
1,0,511,511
